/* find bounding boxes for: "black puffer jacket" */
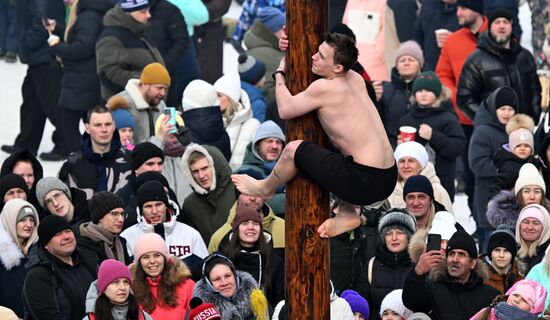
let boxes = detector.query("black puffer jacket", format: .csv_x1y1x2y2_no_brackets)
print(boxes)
184,105,231,161
379,67,415,148
457,31,541,122
489,146,537,198
50,0,114,111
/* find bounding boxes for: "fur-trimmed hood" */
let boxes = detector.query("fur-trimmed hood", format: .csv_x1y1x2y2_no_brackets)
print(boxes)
488,190,550,230
193,270,258,320
0,222,25,270
181,144,218,194
129,255,192,284
408,228,428,264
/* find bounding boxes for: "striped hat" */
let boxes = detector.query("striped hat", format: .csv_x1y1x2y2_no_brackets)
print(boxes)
120,0,149,12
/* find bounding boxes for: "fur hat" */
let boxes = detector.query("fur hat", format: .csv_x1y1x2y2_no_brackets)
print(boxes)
394,141,429,169
494,87,519,113
341,290,369,319
394,40,424,68
134,232,169,262
446,229,477,258
188,297,221,320
97,259,132,294
428,211,457,241
506,279,547,314
140,62,170,86
232,204,263,231
509,128,534,152
258,7,285,33
379,290,413,319
214,73,241,103
488,7,514,29
456,0,483,14
412,71,442,97
238,54,266,85
182,80,220,111
515,163,546,195
378,208,416,242
403,175,434,200
505,114,535,134
35,177,70,210
38,215,71,246
488,224,517,261
89,192,125,224
137,181,169,211
131,142,164,171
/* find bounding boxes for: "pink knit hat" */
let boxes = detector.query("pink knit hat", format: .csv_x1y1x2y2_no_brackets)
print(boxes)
97,259,132,294
509,128,534,153
134,233,169,262
518,204,549,224
506,279,547,314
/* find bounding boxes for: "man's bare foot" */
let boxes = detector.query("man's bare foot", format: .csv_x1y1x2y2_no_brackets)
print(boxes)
317,212,361,238
231,174,276,199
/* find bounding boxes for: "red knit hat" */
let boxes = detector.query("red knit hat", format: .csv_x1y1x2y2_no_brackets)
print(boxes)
188,297,221,320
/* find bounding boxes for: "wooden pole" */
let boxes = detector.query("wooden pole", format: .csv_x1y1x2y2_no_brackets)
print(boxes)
285,1,330,319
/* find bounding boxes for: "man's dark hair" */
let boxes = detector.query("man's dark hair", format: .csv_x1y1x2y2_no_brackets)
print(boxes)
86,105,112,124
324,32,358,72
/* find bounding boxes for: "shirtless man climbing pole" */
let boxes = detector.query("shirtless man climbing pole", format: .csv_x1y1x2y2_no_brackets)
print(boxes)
232,32,397,238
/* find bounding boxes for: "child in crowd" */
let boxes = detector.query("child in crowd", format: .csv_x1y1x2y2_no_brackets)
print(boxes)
238,53,267,122
379,289,413,320
107,95,135,152
341,289,370,320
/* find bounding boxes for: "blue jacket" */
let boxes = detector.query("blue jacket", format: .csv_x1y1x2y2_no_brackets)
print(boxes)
241,81,266,122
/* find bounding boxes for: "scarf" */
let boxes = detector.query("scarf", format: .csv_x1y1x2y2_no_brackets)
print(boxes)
164,140,185,157
111,302,129,320
494,302,538,320
79,222,126,262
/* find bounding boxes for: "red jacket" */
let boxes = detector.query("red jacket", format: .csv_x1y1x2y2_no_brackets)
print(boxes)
436,17,489,125
144,276,195,319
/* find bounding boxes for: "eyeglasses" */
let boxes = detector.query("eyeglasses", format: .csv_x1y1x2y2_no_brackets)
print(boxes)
109,210,125,219
44,191,64,206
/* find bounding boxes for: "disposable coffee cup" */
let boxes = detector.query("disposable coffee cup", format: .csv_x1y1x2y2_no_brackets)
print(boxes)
435,29,450,47
400,126,417,142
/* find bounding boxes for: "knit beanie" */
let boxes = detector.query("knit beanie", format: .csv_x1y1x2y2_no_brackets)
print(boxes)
214,73,241,103
135,171,170,191
112,108,135,130
139,62,170,86
506,279,547,314
509,128,534,152
428,211,457,241
89,192,125,224
97,259,132,294
258,7,285,33
134,232,169,262
253,120,285,145
518,204,549,225
120,0,149,12
238,54,266,85
341,290,369,319
16,205,36,223
234,169,264,199
446,229,477,258
488,224,518,261
403,175,434,200
379,290,413,319
0,173,29,200
131,142,164,171
515,163,546,194
394,40,424,68
232,204,263,231
412,71,442,97
456,0,484,14
182,80,220,111
188,297,222,320
488,7,514,29
378,208,416,242
137,181,169,211
394,141,429,169
494,87,519,112
35,177,71,210
38,214,71,246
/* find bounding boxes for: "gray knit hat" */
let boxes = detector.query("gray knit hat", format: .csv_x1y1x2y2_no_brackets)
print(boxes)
378,208,417,242
35,177,71,210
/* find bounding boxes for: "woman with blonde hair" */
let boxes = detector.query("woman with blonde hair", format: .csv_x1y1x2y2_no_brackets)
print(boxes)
515,204,550,275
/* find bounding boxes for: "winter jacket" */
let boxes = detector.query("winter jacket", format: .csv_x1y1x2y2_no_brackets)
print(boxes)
226,91,260,169
59,131,132,199
232,0,285,41
538,132,550,199
183,102,231,161
15,0,65,66
167,0,209,36
181,144,235,244
469,88,511,229
526,260,550,311
486,190,550,231
241,81,267,122
489,146,538,198
114,79,167,145
413,0,459,71
243,20,283,104
436,18,489,125
24,247,97,320
519,239,550,276
193,270,259,320
162,155,194,206
481,254,524,295
207,202,285,255
96,4,164,101
357,243,413,320
83,281,153,320
457,31,541,122
402,259,499,320
387,161,454,214
398,101,466,198
73,222,132,266
130,258,195,319
218,232,285,306
379,67,415,148
50,0,114,112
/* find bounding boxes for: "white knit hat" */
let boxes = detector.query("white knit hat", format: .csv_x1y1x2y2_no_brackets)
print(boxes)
428,211,457,241
379,289,413,319
514,163,546,194
182,80,220,111
394,141,429,168
214,73,241,103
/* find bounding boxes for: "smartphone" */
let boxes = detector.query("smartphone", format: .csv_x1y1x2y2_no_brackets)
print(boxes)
164,107,177,134
426,233,442,252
